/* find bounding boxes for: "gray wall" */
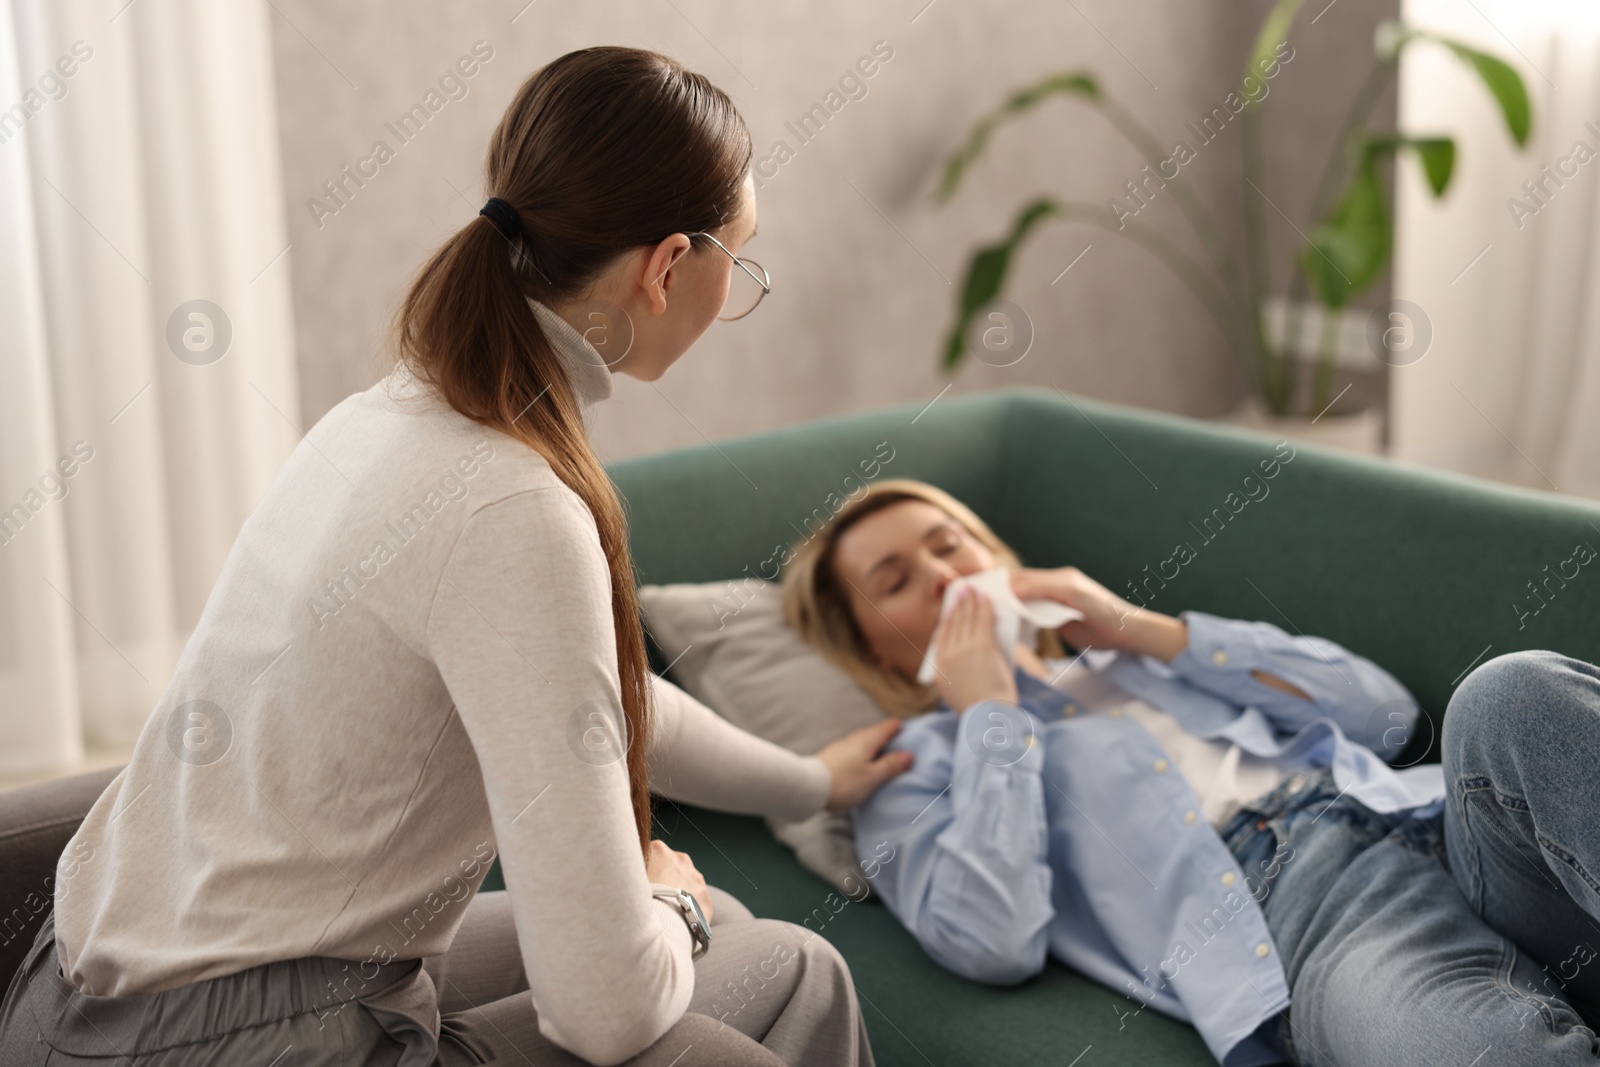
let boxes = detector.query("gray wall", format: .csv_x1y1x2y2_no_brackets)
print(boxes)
271,0,1396,461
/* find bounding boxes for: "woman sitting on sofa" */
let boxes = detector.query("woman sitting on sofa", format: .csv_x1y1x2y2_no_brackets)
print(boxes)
781,477,1600,1067
0,47,905,1067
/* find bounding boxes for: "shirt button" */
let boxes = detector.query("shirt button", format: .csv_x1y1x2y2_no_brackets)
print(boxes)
1153,759,1169,773
1109,707,1124,718
1256,943,1271,958
1063,705,1078,717
1212,649,1229,665
1184,810,1197,824
1221,872,1236,886
1256,819,1268,830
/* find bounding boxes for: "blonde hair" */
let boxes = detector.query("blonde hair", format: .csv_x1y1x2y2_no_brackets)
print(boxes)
780,478,1064,717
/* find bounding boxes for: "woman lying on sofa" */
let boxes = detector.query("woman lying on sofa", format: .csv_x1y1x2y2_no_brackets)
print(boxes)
780,477,1600,1067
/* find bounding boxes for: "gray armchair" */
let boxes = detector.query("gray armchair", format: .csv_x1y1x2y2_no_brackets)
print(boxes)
0,766,122,991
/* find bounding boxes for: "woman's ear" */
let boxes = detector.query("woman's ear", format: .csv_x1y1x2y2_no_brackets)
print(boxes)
640,234,692,315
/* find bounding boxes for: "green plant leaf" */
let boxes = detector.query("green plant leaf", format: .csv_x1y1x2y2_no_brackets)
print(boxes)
942,198,1060,370
1243,0,1303,102
1383,26,1532,147
1407,137,1455,195
1301,160,1388,308
1433,36,1532,147
936,74,1099,202
1359,133,1455,194
1300,134,1452,307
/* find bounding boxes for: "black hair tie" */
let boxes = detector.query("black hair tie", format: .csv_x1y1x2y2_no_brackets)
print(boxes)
479,196,522,241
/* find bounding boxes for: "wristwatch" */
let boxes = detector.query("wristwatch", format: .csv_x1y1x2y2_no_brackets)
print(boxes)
651,886,712,960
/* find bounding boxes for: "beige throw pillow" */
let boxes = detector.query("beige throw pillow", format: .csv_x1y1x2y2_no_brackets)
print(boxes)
640,579,889,895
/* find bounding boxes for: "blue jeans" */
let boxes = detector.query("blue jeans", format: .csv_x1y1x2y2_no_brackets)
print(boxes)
1219,650,1600,1066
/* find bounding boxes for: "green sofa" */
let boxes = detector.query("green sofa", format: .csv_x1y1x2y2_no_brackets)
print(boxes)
480,385,1600,1066
7,388,1593,1062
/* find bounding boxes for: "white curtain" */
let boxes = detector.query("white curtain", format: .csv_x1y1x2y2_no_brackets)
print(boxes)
1392,0,1600,499
0,0,299,778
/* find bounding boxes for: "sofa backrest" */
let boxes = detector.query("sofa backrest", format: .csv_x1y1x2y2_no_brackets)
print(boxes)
611,387,1600,764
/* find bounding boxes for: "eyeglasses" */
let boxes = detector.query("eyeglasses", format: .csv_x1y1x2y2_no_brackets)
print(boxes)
686,231,770,320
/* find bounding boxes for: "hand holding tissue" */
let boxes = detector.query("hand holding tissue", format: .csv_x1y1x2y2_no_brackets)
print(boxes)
916,566,1084,686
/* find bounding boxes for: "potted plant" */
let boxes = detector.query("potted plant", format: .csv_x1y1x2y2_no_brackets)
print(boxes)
935,0,1531,445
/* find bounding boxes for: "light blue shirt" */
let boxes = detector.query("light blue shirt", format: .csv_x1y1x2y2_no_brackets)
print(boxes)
852,611,1446,1067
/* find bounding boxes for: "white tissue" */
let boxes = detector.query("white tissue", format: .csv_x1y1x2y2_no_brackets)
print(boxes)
915,566,1085,686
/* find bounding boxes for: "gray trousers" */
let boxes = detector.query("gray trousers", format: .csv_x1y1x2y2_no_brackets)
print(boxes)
0,888,874,1066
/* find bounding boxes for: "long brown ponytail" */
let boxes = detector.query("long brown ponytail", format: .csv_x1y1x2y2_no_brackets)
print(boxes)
390,47,751,855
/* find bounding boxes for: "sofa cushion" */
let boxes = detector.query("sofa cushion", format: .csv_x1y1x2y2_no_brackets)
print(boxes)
652,797,1216,1065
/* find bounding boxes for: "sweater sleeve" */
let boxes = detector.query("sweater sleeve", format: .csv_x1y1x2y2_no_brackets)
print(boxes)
426,488,693,1066
646,673,831,821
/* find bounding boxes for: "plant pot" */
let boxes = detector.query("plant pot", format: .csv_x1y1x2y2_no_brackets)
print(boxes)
1220,394,1384,456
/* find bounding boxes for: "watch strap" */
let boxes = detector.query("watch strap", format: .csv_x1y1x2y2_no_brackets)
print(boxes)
651,886,711,960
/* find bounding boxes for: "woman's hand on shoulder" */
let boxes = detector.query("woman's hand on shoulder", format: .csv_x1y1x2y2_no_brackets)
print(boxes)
817,719,914,812
1009,566,1188,662
929,585,1019,713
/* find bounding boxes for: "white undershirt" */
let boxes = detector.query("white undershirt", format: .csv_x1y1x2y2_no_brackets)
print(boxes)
1041,657,1285,828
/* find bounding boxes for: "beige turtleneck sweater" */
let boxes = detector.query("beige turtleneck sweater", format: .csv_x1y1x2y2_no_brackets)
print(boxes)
51,299,832,1065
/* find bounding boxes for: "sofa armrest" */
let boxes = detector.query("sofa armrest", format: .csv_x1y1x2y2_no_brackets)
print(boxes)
0,765,123,986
